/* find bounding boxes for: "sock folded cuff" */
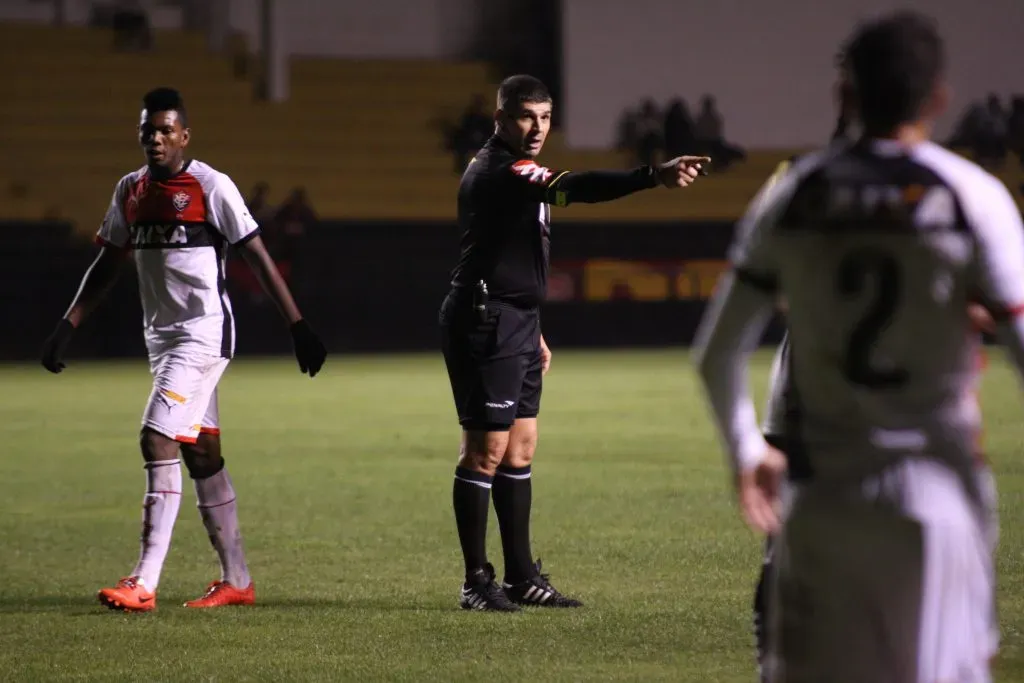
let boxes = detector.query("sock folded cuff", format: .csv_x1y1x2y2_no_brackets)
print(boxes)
144,459,181,469
496,464,532,479
145,459,182,494
454,467,494,489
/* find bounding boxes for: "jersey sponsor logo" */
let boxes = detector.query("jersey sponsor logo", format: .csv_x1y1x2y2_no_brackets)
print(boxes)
172,191,192,213
511,160,554,185
784,179,960,234
130,222,218,249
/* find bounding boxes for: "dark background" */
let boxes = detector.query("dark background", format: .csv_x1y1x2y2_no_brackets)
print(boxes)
2,218,785,361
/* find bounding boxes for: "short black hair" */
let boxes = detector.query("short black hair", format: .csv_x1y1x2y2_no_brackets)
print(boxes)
842,11,944,133
496,75,552,113
142,87,188,127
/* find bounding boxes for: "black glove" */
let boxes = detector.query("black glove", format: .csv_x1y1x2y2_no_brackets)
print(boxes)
41,318,75,374
290,318,327,378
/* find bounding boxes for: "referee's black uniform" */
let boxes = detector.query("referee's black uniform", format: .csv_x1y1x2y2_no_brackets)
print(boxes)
440,132,679,611
440,135,661,430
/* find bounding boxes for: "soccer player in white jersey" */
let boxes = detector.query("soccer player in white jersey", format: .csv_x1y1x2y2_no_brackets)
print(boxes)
40,88,328,612
693,12,1024,682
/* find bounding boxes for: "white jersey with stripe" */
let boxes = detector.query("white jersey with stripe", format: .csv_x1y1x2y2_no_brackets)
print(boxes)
96,160,260,359
739,139,1024,482
698,138,1024,487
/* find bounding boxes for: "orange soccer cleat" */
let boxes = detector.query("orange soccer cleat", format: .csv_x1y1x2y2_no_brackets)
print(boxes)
184,580,255,609
97,577,157,612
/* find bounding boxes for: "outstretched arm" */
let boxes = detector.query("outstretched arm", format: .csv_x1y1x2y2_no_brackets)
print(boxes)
507,156,710,206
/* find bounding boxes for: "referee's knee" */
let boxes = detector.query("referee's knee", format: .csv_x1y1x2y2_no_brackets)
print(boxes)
458,428,509,476
504,419,537,468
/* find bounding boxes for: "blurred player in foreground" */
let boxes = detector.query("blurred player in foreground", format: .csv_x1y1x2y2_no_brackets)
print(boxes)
40,88,327,611
694,11,1021,682
750,68,855,680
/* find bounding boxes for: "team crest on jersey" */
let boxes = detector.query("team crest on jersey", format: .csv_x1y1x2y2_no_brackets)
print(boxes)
172,191,192,212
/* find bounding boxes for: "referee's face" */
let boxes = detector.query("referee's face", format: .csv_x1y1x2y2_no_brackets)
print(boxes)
499,101,552,158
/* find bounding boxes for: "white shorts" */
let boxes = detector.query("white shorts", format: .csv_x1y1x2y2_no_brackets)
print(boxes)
768,459,995,683
142,352,229,444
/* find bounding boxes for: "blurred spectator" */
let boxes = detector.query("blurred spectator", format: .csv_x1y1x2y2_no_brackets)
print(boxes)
272,188,316,265
633,99,664,166
230,187,314,304
1008,96,1024,167
111,0,152,52
975,94,1007,169
948,94,1009,169
246,181,276,224
446,95,493,172
614,106,639,159
663,98,697,159
694,95,746,171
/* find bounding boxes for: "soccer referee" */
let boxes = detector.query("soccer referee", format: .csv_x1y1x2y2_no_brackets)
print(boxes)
440,75,709,611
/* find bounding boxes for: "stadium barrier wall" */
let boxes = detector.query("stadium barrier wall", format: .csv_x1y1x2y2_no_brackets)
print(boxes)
1,219,785,361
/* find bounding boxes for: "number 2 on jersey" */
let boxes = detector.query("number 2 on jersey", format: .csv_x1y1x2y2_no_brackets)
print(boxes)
836,248,909,389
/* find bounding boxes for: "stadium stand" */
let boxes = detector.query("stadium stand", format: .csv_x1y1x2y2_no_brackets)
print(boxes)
1,22,1021,233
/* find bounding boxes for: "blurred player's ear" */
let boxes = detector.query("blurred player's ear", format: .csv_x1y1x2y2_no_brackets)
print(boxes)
181,127,191,148
493,107,507,133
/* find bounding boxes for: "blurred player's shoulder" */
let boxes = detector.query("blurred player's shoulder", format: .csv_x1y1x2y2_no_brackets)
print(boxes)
910,142,1018,209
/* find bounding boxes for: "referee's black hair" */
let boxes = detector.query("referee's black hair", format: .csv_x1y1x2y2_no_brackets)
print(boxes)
842,10,944,134
496,75,552,113
142,87,188,127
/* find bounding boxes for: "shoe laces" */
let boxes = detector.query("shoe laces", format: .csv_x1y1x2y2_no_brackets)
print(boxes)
527,560,561,595
200,580,225,598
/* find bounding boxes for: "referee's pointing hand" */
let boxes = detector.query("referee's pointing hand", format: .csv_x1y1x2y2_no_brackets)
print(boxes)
657,155,712,188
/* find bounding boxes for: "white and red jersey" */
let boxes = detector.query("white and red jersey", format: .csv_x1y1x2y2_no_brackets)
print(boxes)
695,138,1024,486
96,160,260,358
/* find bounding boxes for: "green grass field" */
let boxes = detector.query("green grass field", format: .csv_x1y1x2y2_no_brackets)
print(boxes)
2,349,1024,682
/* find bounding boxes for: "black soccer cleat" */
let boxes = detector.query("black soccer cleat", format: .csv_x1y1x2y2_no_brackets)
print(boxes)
459,563,521,612
502,560,583,608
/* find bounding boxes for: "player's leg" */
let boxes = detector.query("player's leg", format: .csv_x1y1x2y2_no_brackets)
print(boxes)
455,426,515,611
903,460,996,683
494,415,536,586
97,354,208,611
496,354,582,607
753,535,774,682
442,306,523,611
754,435,790,680
771,489,925,683
180,378,255,608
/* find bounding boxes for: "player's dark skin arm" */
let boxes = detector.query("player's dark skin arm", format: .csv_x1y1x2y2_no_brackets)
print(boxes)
237,235,302,324
237,234,326,377
41,245,125,373
63,246,125,327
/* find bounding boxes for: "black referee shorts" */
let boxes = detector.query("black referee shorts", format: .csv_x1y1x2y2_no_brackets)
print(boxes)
439,293,542,431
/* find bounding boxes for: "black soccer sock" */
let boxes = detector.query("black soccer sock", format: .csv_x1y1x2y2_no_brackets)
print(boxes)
492,464,534,584
453,467,493,577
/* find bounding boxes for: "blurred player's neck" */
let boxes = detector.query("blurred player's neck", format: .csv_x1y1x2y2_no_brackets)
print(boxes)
865,121,931,147
148,158,186,180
